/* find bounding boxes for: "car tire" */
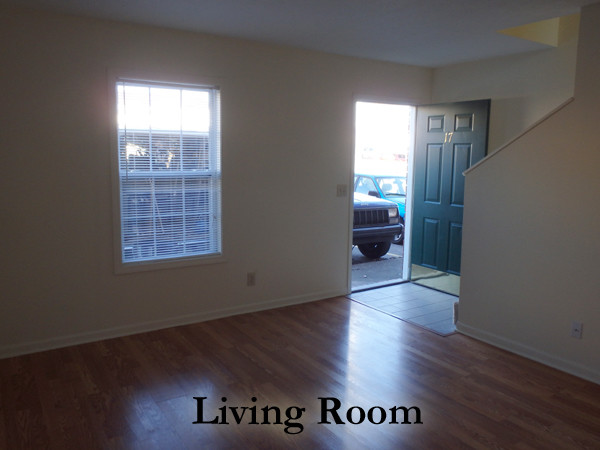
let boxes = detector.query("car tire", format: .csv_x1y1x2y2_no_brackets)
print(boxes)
392,220,405,245
392,229,404,245
357,242,392,259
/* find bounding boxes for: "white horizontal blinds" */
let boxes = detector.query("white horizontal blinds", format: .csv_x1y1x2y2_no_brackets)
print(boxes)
116,80,221,263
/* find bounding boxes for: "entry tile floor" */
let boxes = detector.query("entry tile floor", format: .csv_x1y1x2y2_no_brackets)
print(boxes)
348,282,458,336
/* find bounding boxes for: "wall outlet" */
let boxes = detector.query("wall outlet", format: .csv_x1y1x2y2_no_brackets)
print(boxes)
571,321,583,339
336,184,348,197
246,272,256,287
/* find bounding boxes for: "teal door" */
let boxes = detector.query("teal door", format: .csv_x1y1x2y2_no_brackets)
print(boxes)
411,100,490,275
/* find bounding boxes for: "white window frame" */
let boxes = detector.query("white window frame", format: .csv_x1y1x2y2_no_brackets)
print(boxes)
109,72,224,273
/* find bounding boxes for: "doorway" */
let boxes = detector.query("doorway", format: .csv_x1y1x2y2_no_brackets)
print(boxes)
351,101,414,291
351,99,490,294
349,99,490,335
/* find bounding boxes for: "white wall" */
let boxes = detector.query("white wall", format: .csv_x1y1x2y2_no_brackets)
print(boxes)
458,3,600,384
432,23,578,151
0,7,432,356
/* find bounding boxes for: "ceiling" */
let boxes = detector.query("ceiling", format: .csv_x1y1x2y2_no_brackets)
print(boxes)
5,0,598,67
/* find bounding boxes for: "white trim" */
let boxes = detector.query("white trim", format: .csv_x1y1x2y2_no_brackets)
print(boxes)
347,107,356,295
115,253,227,274
457,321,600,385
0,289,347,359
349,96,416,289
403,105,417,280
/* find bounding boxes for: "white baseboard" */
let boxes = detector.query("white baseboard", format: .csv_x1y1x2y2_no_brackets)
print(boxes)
0,289,346,359
456,321,600,385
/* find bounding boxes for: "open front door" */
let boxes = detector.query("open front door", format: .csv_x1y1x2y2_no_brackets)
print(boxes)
411,99,490,275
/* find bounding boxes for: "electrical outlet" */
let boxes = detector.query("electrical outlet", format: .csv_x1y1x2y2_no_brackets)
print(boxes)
247,272,256,287
336,184,348,197
571,321,583,339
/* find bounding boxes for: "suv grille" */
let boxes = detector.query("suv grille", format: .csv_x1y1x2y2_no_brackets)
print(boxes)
354,209,389,227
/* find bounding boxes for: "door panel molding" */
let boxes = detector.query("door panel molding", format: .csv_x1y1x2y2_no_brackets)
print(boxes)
411,99,490,276
425,144,443,203
450,143,471,207
422,218,440,268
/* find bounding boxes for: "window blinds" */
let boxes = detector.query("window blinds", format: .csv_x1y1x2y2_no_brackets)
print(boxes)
116,80,221,264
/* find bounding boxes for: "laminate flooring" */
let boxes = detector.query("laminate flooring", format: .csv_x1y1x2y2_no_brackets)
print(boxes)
1,297,599,449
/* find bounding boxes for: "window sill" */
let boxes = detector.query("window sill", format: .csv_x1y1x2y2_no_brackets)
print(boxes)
115,253,226,274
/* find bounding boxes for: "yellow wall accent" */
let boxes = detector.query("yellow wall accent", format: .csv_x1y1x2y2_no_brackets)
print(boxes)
499,14,580,47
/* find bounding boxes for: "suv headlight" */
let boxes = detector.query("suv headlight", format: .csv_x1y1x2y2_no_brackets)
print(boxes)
388,208,398,218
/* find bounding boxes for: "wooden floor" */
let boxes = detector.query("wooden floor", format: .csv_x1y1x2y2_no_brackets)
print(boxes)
1,297,599,449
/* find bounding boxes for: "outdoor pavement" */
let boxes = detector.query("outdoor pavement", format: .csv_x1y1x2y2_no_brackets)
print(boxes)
351,243,404,290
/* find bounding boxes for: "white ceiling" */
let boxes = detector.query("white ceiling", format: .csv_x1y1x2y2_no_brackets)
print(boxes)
6,0,598,67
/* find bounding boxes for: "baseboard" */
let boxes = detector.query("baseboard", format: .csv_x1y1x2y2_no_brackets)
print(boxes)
0,289,346,359
456,321,600,385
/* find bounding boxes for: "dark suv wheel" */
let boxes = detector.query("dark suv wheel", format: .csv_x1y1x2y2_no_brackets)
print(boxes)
392,221,404,245
357,242,391,259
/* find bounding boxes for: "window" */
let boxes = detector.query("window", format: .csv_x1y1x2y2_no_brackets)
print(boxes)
114,79,221,267
355,176,378,196
376,176,406,197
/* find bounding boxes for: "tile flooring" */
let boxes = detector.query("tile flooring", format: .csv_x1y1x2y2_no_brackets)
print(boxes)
348,282,458,336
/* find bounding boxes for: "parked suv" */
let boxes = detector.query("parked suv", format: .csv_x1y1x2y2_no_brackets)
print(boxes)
354,174,406,244
353,192,403,259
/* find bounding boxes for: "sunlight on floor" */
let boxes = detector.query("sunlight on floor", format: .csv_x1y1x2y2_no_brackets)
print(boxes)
349,283,457,336
410,265,460,296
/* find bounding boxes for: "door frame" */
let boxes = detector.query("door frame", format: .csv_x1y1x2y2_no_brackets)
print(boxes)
403,106,416,281
348,97,417,292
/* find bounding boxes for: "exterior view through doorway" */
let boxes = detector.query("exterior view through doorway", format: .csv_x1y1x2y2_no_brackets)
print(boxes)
350,99,489,335
352,101,413,291
351,99,489,295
